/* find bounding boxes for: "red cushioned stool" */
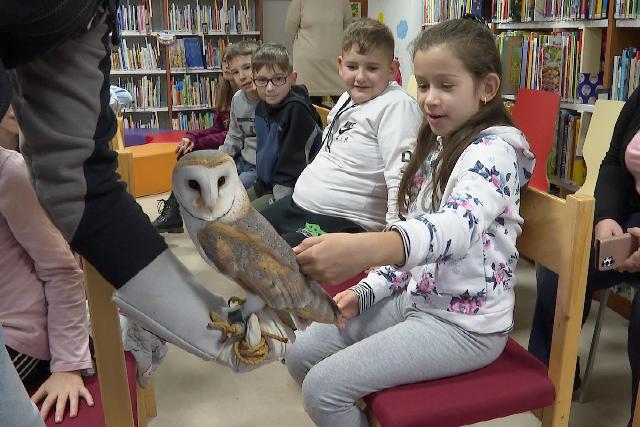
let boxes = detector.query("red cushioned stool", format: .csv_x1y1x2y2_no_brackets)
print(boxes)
28,352,140,427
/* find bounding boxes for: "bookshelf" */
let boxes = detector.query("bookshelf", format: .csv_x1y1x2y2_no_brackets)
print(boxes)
487,1,638,192
111,0,263,130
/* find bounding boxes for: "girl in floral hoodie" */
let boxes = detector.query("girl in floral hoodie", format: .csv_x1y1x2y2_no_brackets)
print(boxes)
288,17,535,427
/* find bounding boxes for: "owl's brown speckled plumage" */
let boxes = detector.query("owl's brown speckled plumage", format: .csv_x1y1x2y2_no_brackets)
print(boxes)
173,150,340,330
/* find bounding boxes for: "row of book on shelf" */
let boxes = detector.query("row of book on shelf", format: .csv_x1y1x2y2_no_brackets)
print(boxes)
115,75,219,109
548,109,589,186
615,0,640,18
498,30,593,103
423,0,482,24
111,38,160,71
169,37,227,69
169,0,255,33
424,0,638,23
110,36,228,71
116,76,164,109
117,0,152,32
171,75,219,108
122,111,215,130
116,0,256,33
123,112,160,129
492,0,609,22
611,47,640,101
172,112,216,130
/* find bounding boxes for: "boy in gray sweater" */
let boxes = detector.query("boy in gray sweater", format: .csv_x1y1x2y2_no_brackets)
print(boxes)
218,40,260,188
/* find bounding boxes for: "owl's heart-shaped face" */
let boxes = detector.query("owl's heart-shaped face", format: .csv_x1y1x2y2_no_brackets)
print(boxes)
172,151,245,222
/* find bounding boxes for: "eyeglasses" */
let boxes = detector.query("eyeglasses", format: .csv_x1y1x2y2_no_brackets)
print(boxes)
253,75,288,87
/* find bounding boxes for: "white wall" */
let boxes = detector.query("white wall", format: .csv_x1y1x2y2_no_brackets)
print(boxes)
263,0,294,55
367,0,423,88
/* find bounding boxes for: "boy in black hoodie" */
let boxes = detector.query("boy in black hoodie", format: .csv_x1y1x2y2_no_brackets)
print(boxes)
251,43,323,210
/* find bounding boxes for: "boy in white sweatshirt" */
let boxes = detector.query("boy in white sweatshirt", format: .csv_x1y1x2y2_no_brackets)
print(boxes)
261,19,422,246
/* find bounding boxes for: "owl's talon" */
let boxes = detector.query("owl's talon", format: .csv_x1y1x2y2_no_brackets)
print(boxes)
208,311,244,343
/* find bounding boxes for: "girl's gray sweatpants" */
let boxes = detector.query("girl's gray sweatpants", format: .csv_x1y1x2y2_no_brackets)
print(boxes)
287,291,508,427
0,326,44,427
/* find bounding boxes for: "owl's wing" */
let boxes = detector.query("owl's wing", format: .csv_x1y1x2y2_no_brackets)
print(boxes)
197,222,339,324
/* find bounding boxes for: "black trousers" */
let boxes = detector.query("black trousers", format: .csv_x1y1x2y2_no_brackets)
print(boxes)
260,194,366,247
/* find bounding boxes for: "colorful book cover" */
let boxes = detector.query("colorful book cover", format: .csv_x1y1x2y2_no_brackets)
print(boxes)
540,36,563,95
184,37,204,69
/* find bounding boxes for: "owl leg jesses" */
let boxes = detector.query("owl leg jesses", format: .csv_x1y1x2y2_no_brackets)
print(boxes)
209,309,293,366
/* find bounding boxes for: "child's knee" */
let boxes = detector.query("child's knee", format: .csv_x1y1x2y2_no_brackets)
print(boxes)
285,339,311,385
301,366,335,417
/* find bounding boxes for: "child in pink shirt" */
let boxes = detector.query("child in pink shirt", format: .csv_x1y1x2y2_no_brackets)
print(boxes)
0,109,93,423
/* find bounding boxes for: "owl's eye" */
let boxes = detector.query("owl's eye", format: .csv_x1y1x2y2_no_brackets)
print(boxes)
218,176,226,187
188,180,201,191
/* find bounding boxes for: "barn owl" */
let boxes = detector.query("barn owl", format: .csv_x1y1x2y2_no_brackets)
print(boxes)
172,151,340,336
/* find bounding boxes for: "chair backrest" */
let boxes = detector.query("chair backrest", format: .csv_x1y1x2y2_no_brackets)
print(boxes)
576,99,626,197
406,74,417,100
111,115,126,151
313,104,330,129
511,89,561,192
111,114,136,196
517,187,595,425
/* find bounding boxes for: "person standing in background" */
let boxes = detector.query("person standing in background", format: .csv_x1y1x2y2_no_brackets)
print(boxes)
285,0,352,108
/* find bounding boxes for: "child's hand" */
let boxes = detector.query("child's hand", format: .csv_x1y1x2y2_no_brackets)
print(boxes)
31,371,94,423
176,137,195,156
616,227,640,273
294,232,405,285
333,290,359,330
294,234,368,285
594,218,624,241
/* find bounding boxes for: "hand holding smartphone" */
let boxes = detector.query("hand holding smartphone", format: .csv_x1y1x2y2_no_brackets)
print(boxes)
595,233,640,271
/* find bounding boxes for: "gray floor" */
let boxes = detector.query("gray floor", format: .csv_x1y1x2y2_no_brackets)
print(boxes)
139,194,633,427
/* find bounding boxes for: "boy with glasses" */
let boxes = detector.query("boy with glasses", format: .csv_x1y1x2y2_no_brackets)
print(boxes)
250,43,323,209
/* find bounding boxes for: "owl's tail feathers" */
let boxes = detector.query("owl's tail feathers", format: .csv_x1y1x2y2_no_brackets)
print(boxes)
295,285,341,326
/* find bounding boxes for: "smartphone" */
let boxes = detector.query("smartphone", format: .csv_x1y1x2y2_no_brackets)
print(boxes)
594,233,639,271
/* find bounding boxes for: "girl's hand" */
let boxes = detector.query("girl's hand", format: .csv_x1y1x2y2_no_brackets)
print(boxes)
31,371,94,423
333,290,359,331
616,227,640,273
176,138,194,156
594,218,624,241
294,232,405,284
294,234,370,285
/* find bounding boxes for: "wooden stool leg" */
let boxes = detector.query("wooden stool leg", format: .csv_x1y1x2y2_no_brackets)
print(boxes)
143,377,157,418
84,262,135,427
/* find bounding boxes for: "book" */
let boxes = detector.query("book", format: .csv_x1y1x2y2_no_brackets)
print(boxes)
540,35,563,95
184,37,204,69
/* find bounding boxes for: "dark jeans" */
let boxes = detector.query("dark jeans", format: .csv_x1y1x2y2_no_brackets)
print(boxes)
260,194,366,247
529,213,640,421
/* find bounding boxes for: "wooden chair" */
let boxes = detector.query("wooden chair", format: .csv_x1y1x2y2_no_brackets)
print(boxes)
73,117,156,426
406,74,417,100
511,88,561,192
112,115,136,196
361,187,595,427
571,99,625,403
313,104,330,129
